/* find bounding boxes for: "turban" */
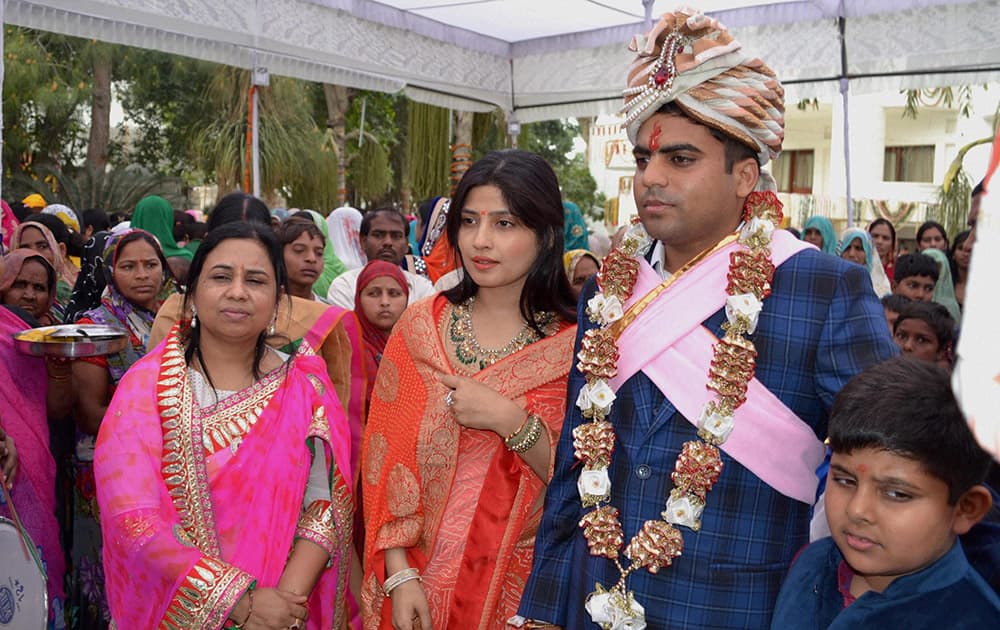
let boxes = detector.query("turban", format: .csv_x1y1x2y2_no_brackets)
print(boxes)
622,8,784,166
21,193,47,210
43,204,81,233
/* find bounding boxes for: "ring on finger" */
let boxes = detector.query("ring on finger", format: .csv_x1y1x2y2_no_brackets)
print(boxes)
444,390,455,407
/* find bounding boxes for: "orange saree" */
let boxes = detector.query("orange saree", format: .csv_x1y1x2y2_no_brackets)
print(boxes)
361,296,575,630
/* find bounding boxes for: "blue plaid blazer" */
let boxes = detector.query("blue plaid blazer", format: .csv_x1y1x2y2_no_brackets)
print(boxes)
518,248,899,629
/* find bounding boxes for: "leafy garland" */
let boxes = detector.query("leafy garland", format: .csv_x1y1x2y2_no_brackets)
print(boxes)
572,191,783,628
405,101,451,200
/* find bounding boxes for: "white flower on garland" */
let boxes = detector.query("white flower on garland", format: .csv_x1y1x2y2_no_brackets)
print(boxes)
725,292,763,334
577,380,617,416
586,590,647,630
600,295,625,323
698,405,736,443
662,492,705,531
587,293,608,323
740,216,775,244
577,467,612,502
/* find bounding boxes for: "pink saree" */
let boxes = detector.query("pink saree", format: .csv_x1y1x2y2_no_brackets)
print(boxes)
0,307,65,625
95,322,355,629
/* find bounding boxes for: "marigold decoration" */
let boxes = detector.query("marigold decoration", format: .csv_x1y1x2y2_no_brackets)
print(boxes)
574,190,783,628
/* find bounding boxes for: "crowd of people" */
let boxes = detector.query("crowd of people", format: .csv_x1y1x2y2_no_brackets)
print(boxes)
0,6,997,630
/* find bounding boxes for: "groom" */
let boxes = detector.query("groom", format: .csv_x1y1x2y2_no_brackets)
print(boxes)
516,8,896,629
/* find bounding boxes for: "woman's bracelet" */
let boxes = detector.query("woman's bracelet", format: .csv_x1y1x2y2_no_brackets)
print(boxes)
382,567,421,596
232,585,254,628
505,412,543,453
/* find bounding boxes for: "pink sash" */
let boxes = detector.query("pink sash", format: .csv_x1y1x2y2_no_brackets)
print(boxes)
609,230,824,504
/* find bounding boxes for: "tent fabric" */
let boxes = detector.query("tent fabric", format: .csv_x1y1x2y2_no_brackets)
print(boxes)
5,1,1000,120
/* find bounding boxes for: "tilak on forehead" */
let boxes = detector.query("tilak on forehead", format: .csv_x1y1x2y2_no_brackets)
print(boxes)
621,7,786,168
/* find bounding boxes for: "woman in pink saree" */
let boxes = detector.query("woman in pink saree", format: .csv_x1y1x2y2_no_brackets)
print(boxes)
95,222,356,629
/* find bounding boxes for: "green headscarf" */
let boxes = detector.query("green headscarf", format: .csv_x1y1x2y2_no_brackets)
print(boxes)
301,209,347,298
803,216,837,255
563,202,589,251
921,248,961,324
131,195,193,261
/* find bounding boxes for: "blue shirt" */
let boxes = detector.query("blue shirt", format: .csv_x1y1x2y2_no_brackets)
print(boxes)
771,537,1000,628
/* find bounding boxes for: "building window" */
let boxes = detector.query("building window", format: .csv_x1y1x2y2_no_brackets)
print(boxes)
884,145,934,183
771,149,814,193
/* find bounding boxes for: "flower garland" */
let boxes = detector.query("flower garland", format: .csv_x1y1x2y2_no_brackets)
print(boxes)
573,192,783,628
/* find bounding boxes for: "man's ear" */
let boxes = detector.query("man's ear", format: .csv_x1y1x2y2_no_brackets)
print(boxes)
952,484,993,535
58,242,67,259
734,157,760,198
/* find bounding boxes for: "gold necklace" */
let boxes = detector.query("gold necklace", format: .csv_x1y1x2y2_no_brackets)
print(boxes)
449,296,554,370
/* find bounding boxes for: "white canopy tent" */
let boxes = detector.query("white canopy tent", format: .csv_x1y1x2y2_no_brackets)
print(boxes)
3,0,1000,212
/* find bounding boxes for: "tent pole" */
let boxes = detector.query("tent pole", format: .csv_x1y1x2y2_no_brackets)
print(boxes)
838,3,853,227
252,86,261,198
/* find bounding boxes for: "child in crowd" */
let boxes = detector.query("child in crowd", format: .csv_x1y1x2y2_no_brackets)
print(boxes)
771,357,999,628
893,253,938,302
879,294,910,333
892,301,955,366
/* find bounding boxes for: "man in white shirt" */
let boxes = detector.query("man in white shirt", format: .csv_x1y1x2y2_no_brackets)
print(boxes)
326,208,435,308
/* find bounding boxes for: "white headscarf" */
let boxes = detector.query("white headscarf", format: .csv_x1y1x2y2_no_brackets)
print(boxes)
325,206,366,270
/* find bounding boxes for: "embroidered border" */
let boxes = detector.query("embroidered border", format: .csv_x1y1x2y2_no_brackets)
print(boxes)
296,499,337,556
159,556,252,630
158,330,221,555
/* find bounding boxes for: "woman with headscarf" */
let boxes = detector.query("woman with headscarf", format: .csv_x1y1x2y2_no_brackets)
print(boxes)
1,258,73,629
562,249,601,302
868,218,897,287
801,215,837,255
836,228,892,297
327,206,367,270
131,195,194,284
921,247,962,324
0,250,58,327
12,218,77,319
353,261,409,411
950,230,972,308
68,229,176,627
299,209,348,298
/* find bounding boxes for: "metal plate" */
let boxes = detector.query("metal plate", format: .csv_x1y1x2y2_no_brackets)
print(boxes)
13,324,130,358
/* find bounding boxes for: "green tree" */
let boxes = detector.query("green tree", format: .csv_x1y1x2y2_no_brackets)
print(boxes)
2,27,90,187
520,119,604,219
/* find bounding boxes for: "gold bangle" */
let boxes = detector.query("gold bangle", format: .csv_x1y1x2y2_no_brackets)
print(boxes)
505,413,543,453
504,413,530,443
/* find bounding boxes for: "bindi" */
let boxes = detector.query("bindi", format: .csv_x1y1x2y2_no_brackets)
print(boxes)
479,210,489,217
857,464,868,475
648,122,663,152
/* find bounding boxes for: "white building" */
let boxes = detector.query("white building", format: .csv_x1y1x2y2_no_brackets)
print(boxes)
588,86,997,244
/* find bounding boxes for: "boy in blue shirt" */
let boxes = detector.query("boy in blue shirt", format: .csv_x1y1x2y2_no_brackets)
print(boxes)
772,357,999,628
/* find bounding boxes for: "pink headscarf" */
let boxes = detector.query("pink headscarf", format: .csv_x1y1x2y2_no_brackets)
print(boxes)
353,261,408,401
0,250,57,326
1,200,18,253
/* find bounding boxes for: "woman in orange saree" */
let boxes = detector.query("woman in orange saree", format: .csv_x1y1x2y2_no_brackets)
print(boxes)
362,150,578,630
95,223,355,629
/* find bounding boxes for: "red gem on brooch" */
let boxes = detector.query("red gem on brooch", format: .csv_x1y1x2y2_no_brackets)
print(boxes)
653,65,673,87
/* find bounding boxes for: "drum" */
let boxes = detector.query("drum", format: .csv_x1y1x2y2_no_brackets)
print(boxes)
0,516,47,629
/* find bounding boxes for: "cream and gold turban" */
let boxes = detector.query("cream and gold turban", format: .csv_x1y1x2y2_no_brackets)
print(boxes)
622,8,784,166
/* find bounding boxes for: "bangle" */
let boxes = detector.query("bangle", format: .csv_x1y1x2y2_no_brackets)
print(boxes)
232,585,254,628
504,413,531,443
382,567,421,596
505,413,543,453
